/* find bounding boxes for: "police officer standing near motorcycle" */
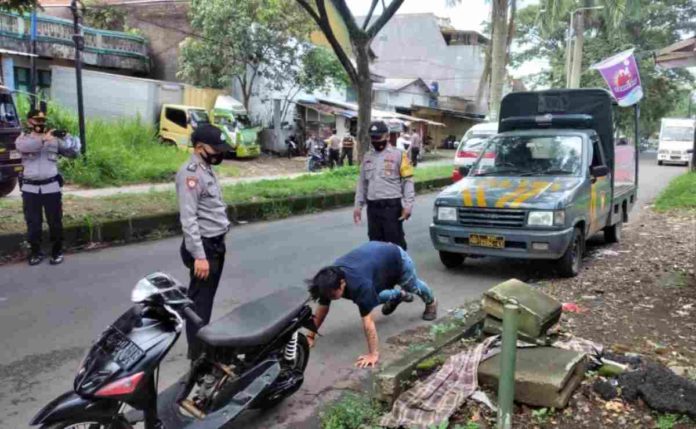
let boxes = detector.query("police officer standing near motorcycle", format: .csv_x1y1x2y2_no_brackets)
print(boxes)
16,109,80,266
176,124,232,360
353,120,415,250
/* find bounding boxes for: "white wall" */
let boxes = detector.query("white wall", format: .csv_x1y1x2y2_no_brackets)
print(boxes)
50,66,184,124
374,82,431,111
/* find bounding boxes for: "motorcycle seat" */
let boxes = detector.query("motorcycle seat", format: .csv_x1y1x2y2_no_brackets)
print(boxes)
196,287,309,348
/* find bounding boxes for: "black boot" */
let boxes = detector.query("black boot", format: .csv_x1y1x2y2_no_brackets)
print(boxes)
382,291,414,316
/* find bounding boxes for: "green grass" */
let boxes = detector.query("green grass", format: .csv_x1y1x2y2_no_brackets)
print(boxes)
654,172,696,211
0,164,452,235
15,97,198,187
320,393,384,429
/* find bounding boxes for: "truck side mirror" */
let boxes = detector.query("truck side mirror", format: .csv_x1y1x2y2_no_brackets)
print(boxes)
590,165,609,177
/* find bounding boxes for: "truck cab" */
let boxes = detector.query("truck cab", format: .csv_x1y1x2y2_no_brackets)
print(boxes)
159,104,210,149
0,89,23,197
430,89,637,277
211,96,260,158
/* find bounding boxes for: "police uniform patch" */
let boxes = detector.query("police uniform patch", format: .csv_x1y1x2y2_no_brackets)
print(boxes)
186,176,198,189
186,162,198,172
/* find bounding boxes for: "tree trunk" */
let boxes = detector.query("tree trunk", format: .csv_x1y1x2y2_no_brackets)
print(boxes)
488,0,509,121
569,12,584,89
355,43,372,163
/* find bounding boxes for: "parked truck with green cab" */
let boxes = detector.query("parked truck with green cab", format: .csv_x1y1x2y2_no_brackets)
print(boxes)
430,89,639,277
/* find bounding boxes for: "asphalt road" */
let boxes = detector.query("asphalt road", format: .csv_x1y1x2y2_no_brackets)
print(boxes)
0,153,686,428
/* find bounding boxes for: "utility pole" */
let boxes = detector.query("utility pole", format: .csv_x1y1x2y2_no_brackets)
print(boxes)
29,10,37,109
566,5,604,88
70,0,87,157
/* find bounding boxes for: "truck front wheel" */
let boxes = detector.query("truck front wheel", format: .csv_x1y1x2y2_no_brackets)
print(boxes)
557,227,583,278
0,177,17,197
439,251,464,269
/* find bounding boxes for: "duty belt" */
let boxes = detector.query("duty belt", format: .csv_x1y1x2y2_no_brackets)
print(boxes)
367,198,402,208
21,175,60,186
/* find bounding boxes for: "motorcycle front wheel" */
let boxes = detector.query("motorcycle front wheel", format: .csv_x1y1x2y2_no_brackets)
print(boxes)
42,418,132,429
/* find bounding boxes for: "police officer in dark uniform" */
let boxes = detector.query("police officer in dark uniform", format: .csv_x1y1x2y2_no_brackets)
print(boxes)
16,109,80,266
176,124,232,360
353,121,415,250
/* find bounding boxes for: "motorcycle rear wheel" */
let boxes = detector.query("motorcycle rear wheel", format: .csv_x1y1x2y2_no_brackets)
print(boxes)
42,418,132,429
253,333,310,409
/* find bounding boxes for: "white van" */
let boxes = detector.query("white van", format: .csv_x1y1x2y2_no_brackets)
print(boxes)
657,118,695,166
452,122,498,181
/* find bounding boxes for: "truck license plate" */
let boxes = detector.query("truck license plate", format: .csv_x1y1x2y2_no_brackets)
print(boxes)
469,234,505,249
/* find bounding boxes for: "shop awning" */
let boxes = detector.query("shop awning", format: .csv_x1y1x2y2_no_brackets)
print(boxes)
298,97,446,127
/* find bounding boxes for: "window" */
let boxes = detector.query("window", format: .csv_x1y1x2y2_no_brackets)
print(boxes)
0,94,19,128
165,108,187,128
13,67,51,97
591,138,605,168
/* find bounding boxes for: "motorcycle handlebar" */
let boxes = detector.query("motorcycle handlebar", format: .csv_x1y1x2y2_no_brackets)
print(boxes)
182,306,204,329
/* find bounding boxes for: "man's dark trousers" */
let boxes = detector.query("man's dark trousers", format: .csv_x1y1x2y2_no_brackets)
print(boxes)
329,148,341,168
366,198,407,250
341,147,353,166
22,191,63,256
180,234,226,360
411,147,420,167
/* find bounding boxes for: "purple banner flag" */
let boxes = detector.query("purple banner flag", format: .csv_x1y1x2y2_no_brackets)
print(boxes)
591,49,643,106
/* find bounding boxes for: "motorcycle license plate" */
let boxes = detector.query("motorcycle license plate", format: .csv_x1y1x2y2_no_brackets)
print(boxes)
96,326,145,370
469,234,505,249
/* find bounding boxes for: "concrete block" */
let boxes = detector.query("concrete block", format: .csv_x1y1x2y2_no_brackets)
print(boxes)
478,347,587,408
482,315,544,344
482,279,561,339
374,310,484,404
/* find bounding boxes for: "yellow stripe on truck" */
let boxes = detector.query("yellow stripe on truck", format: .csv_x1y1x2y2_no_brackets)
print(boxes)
462,188,473,207
495,180,530,208
508,181,553,208
476,185,486,207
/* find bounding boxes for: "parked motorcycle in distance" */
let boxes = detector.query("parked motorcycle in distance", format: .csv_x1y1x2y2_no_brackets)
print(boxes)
30,273,315,429
285,135,301,159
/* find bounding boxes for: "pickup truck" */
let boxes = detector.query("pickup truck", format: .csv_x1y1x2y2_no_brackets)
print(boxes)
430,89,638,277
0,88,23,197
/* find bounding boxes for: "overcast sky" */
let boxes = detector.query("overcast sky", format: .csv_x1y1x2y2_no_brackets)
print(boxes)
347,0,545,79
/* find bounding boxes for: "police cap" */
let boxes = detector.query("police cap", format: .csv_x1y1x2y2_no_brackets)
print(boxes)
369,120,389,140
191,124,232,152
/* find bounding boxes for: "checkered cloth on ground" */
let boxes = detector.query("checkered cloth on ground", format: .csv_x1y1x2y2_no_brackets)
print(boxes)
379,336,498,429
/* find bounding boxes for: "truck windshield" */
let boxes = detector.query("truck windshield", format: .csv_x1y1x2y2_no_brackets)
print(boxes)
661,126,694,141
0,97,19,128
470,135,583,177
191,110,210,124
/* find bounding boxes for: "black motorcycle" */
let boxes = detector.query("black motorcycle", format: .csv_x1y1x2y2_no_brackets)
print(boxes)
307,143,329,172
31,273,315,429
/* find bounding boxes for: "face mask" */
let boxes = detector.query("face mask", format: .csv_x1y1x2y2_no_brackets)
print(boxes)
32,123,47,134
371,140,387,151
201,151,224,165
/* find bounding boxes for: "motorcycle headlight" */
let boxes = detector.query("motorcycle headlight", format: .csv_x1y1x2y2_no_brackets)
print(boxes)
437,207,458,222
527,210,565,227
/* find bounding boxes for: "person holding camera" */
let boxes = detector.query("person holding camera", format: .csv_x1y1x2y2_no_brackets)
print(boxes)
16,109,80,266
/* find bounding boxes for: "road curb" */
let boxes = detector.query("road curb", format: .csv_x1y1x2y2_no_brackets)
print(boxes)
0,177,451,259
374,306,485,405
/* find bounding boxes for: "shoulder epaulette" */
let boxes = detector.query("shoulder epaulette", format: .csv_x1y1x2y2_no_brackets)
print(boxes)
186,162,198,172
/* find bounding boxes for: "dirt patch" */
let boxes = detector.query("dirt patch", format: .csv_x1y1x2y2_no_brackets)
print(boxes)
221,154,309,178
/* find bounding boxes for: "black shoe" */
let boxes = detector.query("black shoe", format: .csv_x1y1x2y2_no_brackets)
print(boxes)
382,292,413,316
28,253,45,266
50,253,64,265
